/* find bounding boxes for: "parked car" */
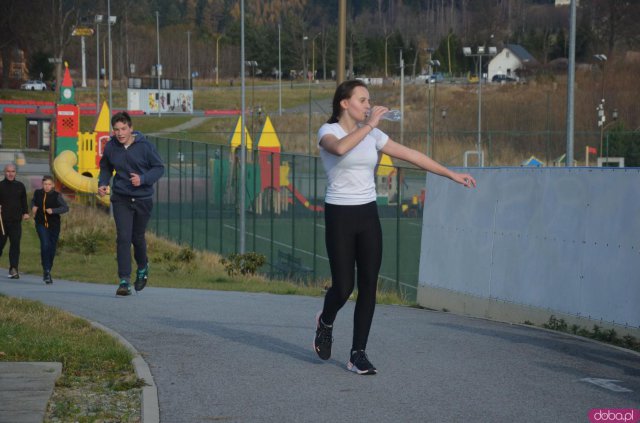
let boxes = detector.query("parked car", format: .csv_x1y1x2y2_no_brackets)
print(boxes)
491,74,517,83
20,80,47,91
427,73,445,84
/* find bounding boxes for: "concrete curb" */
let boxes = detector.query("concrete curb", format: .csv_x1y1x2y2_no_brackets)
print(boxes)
90,321,160,423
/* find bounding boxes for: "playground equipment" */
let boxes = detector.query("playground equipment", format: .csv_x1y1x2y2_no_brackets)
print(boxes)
222,114,324,214
51,62,110,205
49,62,409,213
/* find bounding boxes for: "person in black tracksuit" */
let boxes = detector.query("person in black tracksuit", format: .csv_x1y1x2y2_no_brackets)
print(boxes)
0,163,30,279
31,175,69,284
98,112,165,296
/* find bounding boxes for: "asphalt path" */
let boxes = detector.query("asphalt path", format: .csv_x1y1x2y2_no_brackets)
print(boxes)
1,273,638,422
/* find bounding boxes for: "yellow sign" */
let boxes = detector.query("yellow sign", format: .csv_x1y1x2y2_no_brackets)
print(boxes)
72,27,94,37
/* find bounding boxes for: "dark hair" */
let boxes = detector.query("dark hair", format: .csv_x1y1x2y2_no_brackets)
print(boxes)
42,175,54,183
327,79,368,124
111,111,132,128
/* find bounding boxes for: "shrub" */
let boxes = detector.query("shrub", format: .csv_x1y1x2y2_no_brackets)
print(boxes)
220,252,266,277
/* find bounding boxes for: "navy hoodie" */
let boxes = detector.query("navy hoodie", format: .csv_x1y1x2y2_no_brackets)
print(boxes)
98,132,165,199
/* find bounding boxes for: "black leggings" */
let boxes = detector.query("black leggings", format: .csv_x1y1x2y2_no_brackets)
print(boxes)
321,201,382,351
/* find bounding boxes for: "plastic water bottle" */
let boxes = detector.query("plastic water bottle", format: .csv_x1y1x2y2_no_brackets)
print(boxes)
381,109,402,121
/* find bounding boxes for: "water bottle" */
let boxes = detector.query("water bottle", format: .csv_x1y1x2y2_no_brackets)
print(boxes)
381,109,402,121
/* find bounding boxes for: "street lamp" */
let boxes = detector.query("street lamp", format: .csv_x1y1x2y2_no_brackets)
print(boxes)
156,11,161,117
278,24,282,115
400,48,405,145
598,105,618,163
426,59,440,157
463,45,497,166
215,34,224,87
302,35,309,79
604,108,618,163
446,32,454,76
311,33,321,82
384,32,394,78
94,15,103,115
245,61,258,135
594,54,608,158
94,14,116,115
186,31,191,90
107,0,116,114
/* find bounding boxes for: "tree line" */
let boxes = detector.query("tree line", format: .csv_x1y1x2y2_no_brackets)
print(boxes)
2,0,639,88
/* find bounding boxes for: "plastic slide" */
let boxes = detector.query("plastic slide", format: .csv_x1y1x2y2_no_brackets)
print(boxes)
286,183,323,212
52,150,110,206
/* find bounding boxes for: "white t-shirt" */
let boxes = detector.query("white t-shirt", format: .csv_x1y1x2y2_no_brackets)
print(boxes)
317,122,389,205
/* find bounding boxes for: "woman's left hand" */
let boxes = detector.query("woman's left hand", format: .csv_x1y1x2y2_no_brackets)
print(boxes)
452,172,476,188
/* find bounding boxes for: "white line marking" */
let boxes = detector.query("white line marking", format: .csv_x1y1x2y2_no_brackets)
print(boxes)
580,378,633,393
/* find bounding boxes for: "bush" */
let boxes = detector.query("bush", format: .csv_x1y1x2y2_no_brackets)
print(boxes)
220,252,266,277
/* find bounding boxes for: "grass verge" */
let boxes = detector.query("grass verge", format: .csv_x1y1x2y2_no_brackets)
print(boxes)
0,295,143,422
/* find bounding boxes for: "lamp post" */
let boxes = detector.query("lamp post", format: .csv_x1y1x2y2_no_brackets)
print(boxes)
446,32,454,76
400,48,405,145
215,34,223,87
437,107,447,160
426,59,440,157
186,31,191,90
278,23,282,115
107,0,113,114
245,61,258,136
94,15,103,115
463,45,497,166
384,32,394,78
302,35,308,80
599,106,618,163
312,33,321,82
604,109,618,163
594,54,607,158
156,11,161,117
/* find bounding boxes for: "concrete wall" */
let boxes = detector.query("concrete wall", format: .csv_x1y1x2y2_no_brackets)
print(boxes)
418,167,640,336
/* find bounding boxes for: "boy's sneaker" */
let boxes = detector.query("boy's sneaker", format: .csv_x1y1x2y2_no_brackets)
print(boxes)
43,271,53,284
347,350,377,375
134,264,149,292
313,311,333,360
8,267,19,279
116,280,132,296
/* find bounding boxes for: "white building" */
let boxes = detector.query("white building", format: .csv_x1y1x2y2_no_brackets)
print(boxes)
555,0,578,6
487,44,539,81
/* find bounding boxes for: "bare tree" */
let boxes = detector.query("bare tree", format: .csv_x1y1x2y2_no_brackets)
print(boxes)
0,0,36,88
48,0,89,94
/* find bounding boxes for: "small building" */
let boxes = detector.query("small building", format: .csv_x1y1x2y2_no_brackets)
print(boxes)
488,44,539,81
127,77,193,114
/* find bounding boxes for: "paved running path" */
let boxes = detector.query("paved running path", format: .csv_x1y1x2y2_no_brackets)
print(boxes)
1,273,638,422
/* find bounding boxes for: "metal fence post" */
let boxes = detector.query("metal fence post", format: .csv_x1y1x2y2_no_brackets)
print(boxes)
205,144,209,250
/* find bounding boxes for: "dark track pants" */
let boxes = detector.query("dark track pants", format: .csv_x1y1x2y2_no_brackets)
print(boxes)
0,220,22,269
35,223,60,273
321,201,382,351
111,195,153,282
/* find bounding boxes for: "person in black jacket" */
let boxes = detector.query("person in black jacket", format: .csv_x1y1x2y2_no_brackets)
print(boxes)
98,112,165,296
31,175,69,284
0,163,30,279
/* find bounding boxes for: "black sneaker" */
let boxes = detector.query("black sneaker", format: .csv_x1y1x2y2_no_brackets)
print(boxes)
116,280,132,296
347,350,377,375
8,267,19,279
313,311,333,360
134,264,149,292
43,272,53,284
